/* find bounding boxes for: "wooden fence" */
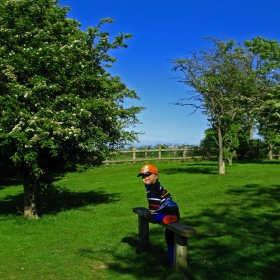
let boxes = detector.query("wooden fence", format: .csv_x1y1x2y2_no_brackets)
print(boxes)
102,145,280,164
103,145,216,164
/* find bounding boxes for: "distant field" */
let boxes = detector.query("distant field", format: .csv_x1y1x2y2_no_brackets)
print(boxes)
0,160,279,280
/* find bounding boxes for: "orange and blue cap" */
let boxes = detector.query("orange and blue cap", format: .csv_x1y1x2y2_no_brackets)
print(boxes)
137,164,158,177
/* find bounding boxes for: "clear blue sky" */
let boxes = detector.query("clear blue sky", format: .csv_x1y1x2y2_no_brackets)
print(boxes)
58,0,280,146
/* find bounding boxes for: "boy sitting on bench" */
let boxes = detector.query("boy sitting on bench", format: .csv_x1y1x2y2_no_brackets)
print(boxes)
137,163,180,266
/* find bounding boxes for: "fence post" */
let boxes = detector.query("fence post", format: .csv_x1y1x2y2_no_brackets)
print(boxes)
183,145,186,158
173,145,177,157
145,146,148,158
158,145,161,159
133,146,136,163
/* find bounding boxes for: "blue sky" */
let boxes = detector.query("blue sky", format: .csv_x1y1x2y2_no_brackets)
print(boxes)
58,0,280,146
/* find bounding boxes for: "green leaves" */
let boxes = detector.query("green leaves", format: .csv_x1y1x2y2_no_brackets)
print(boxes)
0,0,143,179
171,36,280,173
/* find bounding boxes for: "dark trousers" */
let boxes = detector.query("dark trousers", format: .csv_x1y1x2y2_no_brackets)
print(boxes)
165,228,174,246
146,207,180,246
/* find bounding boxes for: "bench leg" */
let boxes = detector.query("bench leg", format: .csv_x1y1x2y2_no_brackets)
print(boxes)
138,216,149,253
174,234,188,270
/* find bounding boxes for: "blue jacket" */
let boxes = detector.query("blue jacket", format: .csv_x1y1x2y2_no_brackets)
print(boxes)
145,180,179,213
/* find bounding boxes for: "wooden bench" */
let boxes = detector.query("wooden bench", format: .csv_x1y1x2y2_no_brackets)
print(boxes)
133,207,196,270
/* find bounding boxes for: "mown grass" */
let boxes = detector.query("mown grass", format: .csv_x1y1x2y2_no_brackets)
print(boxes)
0,160,280,280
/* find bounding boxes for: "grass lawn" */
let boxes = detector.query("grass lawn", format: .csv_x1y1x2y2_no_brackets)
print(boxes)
0,160,280,280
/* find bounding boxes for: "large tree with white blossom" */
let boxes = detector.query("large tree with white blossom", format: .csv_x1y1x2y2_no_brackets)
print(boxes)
0,0,143,218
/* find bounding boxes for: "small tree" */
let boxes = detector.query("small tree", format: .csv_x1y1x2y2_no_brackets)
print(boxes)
170,37,279,173
257,88,280,160
170,38,253,174
244,37,280,159
0,0,143,218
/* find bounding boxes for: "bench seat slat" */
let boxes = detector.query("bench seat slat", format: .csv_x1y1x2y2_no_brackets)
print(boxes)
133,207,196,237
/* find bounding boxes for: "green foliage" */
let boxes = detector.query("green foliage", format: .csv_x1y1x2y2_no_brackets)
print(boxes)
0,0,143,216
171,36,280,170
200,128,219,149
244,37,280,152
170,38,259,173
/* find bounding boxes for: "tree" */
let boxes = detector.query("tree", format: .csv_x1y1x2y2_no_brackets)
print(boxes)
257,86,280,160
170,38,253,174
244,37,280,160
0,0,143,218
170,37,280,172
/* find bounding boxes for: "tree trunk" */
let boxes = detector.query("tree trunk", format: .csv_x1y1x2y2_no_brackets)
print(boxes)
227,157,233,166
268,143,273,160
249,125,254,140
219,159,225,174
217,125,225,175
249,125,254,159
15,163,40,219
23,177,39,219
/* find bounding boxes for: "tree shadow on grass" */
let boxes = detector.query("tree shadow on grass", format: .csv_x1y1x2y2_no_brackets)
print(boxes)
0,187,120,216
81,230,189,280
90,228,193,280
118,232,191,280
184,183,280,280
0,176,22,189
161,161,280,176
103,183,280,280
39,187,120,216
161,162,218,175
251,160,280,165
